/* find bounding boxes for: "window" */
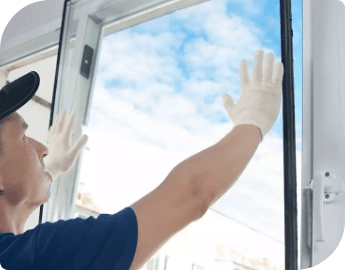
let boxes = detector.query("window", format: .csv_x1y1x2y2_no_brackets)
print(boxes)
164,255,170,270
146,257,159,270
191,263,204,270
146,258,154,270
52,0,302,269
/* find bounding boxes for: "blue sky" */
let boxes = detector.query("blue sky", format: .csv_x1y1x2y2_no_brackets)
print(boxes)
78,0,302,268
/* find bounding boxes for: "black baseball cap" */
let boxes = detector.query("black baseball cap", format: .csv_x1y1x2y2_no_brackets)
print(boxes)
0,71,40,121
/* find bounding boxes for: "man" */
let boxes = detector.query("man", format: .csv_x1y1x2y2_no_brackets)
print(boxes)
0,110,50,234
0,49,283,270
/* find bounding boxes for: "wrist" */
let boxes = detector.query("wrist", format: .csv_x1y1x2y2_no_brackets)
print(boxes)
233,124,262,145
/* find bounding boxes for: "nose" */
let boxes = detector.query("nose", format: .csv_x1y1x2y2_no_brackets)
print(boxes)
28,137,50,167
38,140,49,160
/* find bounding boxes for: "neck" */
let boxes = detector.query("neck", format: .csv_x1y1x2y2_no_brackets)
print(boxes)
0,197,34,235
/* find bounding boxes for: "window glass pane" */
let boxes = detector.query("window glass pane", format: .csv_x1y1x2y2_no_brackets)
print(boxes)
75,1,302,270
146,258,154,270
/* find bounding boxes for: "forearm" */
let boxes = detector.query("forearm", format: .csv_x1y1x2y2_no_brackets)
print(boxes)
180,124,262,212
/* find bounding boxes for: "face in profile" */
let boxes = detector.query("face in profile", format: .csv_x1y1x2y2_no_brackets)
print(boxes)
0,112,50,208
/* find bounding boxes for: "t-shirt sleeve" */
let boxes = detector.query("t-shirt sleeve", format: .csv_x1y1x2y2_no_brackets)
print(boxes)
0,207,138,270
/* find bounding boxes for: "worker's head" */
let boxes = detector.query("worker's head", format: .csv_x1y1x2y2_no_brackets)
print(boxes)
0,111,50,215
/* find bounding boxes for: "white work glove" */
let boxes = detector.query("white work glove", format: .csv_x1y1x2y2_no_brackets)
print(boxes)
44,110,89,181
222,49,284,143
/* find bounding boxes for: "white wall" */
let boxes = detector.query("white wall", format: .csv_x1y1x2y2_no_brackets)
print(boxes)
1,0,63,52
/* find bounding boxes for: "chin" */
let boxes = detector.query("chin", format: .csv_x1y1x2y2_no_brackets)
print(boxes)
43,190,51,204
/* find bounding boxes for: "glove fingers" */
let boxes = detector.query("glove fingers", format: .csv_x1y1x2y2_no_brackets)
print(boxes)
70,134,88,158
273,62,284,88
222,94,235,117
240,60,251,89
252,50,264,82
262,53,275,84
57,110,68,133
49,110,65,137
65,111,76,140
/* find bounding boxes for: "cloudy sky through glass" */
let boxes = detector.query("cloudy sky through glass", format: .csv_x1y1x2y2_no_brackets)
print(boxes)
77,0,302,268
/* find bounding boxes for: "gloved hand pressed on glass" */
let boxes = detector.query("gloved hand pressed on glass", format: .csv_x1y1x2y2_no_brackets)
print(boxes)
44,110,89,181
222,49,284,143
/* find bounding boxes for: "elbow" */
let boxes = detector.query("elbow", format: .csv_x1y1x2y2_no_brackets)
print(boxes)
188,170,215,220
174,160,213,221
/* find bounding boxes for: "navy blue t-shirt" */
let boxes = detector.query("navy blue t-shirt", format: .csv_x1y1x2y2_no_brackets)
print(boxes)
0,207,138,270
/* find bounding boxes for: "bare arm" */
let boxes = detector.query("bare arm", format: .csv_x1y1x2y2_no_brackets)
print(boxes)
129,162,205,270
128,124,261,270
183,124,262,209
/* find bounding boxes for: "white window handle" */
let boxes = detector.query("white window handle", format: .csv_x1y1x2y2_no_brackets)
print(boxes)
310,174,343,242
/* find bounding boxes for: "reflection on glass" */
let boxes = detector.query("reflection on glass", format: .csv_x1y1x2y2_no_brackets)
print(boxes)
74,1,302,270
